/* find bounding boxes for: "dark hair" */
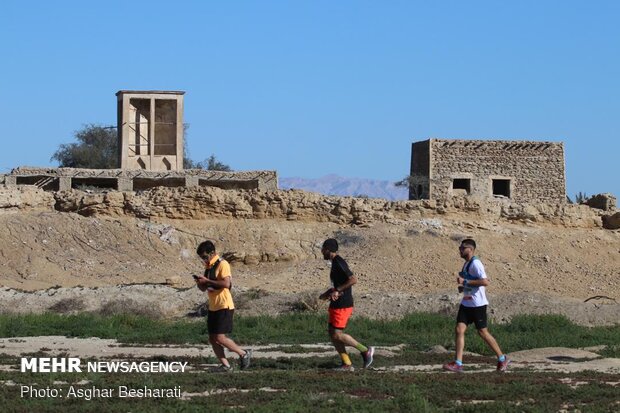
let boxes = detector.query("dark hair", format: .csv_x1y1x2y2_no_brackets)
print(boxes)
461,238,476,249
196,240,216,256
322,238,339,253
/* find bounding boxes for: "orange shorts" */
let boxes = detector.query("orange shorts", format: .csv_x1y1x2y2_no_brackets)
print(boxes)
328,307,353,329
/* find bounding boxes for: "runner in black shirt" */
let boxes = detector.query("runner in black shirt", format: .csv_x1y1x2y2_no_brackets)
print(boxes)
329,254,355,308
319,238,374,371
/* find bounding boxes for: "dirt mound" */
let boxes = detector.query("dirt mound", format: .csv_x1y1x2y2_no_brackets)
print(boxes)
1,209,618,301
0,186,618,322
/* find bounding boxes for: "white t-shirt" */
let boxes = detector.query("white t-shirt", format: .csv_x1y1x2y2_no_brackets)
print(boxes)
461,258,489,308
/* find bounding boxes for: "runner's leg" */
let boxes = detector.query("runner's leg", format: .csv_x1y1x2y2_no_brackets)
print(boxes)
477,328,503,357
455,322,467,362
209,334,230,367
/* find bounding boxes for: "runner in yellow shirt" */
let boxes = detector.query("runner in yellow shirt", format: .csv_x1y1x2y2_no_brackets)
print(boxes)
195,240,252,372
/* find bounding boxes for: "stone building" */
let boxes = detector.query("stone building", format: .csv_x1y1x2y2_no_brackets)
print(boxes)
409,139,566,203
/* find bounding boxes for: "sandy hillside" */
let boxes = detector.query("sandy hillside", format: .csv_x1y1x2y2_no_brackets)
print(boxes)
0,209,618,299
0,185,618,323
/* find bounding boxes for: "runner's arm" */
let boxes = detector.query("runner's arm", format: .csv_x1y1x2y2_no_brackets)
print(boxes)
319,288,333,300
461,261,489,287
195,275,231,290
328,275,357,300
462,278,489,287
195,276,208,291
206,275,231,289
334,275,357,293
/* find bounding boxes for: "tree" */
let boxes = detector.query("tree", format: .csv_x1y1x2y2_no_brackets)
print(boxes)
183,150,232,172
575,191,589,204
204,154,232,171
394,175,413,188
51,124,118,168
185,154,232,171
52,123,232,171
395,175,425,199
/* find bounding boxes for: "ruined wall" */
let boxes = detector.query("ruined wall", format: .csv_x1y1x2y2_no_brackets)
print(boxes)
46,186,601,228
5,167,278,192
429,139,566,203
0,185,605,228
408,141,430,200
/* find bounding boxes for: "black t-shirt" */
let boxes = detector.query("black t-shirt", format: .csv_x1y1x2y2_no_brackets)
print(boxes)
329,255,354,309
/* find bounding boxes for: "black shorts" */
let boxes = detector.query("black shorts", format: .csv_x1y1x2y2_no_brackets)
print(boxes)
207,309,234,334
456,305,488,329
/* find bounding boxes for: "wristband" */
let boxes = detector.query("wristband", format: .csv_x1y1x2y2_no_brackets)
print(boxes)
462,280,468,287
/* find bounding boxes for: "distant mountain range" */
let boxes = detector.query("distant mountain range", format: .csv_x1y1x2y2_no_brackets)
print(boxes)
279,174,409,201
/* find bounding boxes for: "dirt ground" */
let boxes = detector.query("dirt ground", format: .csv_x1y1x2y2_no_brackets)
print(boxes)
0,284,618,327
1,191,618,408
0,336,618,375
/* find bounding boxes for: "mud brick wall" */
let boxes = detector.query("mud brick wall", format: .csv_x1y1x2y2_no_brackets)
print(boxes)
408,140,430,200
6,167,278,192
428,139,566,203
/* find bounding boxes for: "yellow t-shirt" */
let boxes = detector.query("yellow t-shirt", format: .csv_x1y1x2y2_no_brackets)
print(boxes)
205,255,234,311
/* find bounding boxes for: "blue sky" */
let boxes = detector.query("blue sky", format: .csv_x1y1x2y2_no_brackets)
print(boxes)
1,1,618,198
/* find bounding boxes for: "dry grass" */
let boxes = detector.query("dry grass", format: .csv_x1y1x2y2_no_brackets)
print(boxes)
235,288,270,310
97,298,162,318
289,290,323,313
47,298,86,313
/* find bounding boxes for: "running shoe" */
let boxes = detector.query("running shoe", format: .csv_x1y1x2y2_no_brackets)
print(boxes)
496,357,510,372
442,361,463,373
333,363,355,372
240,349,253,370
362,346,375,369
211,364,233,373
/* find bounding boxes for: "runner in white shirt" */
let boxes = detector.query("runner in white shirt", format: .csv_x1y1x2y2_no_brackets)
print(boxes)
443,239,509,373
460,258,489,307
